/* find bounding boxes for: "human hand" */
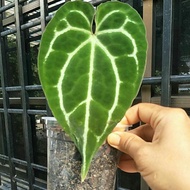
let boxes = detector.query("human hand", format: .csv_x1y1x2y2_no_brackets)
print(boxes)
107,103,190,190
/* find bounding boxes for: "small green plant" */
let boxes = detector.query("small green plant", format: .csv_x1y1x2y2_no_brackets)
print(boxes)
38,1,147,181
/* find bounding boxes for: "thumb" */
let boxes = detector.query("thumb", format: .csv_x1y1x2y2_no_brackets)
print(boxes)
107,132,147,159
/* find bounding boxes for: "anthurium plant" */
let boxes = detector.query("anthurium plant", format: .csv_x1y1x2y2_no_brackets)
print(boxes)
38,0,147,181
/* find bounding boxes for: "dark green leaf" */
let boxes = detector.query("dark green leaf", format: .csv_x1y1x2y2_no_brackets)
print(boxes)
38,1,147,180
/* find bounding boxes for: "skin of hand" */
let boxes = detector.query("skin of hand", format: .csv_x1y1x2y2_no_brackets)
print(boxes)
107,103,190,190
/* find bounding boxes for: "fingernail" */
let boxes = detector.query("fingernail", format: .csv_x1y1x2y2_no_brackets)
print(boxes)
108,133,121,146
115,123,131,131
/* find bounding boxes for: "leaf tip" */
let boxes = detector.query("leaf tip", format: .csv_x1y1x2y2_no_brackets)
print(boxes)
81,157,95,182
81,165,88,182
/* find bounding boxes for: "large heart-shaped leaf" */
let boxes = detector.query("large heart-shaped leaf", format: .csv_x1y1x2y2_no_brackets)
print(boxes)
38,1,147,180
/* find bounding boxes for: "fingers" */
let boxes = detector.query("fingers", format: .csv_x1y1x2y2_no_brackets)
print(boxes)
120,103,165,130
107,131,147,159
108,103,161,162
113,103,162,132
113,124,154,141
107,131,152,174
112,122,131,132
129,124,154,142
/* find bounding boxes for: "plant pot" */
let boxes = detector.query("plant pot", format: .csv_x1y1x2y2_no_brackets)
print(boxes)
43,117,118,190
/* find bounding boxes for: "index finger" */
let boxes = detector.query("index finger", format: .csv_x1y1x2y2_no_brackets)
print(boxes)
119,103,165,128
